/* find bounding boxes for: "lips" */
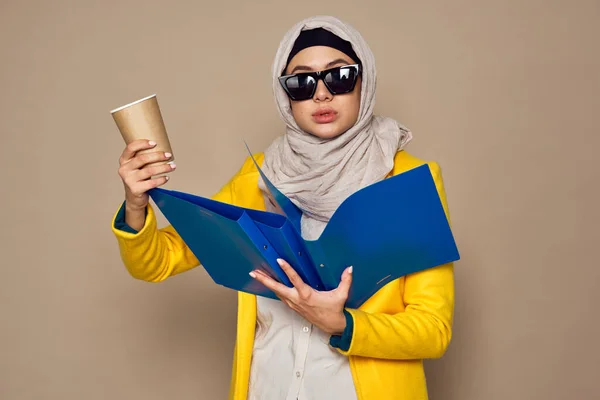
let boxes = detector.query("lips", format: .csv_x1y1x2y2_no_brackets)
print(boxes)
311,107,339,124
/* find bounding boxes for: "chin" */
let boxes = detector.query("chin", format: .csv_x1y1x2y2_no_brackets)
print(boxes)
305,123,349,140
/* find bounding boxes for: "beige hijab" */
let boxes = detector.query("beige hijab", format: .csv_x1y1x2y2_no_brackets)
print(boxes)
258,15,413,240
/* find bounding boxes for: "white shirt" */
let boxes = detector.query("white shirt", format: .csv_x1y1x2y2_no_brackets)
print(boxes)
247,296,357,400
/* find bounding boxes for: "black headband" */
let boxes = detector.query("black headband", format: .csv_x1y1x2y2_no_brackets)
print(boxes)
286,28,361,67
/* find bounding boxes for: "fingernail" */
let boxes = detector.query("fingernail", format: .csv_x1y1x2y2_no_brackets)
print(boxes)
149,140,156,146
169,162,176,169
276,258,284,266
165,176,170,181
165,152,172,158
249,271,257,278
348,266,353,274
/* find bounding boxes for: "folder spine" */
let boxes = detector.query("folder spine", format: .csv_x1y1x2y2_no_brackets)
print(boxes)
305,242,339,291
237,212,292,287
285,230,324,290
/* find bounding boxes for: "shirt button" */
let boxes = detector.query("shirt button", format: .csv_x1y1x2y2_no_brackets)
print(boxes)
302,326,309,333
296,371,301,377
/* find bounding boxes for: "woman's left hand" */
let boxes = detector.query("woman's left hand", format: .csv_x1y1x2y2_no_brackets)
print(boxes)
250,259,353,335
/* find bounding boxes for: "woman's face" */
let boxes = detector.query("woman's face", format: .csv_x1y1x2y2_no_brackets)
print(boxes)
284,46,361,140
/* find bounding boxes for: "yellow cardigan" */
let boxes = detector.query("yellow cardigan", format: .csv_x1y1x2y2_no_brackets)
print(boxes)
111,150,455,400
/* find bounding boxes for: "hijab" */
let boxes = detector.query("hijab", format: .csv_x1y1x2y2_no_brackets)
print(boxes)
258,15,413,240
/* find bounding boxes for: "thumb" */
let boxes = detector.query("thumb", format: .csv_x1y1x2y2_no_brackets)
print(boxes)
336,266,353,296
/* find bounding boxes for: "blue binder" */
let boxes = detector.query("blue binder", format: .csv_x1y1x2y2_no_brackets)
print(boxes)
148,149,460,308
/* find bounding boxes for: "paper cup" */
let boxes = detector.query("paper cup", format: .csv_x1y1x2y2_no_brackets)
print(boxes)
111,94,174,176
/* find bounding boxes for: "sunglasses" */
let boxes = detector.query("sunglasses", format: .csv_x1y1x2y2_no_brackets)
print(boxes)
278,64,362,101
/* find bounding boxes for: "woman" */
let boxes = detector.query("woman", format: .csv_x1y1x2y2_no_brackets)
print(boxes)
112,15,454,400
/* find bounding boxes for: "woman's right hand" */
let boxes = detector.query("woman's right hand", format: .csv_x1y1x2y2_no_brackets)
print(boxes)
118,139,176,212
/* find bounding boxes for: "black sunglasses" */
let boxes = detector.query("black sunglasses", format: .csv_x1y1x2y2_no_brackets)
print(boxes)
279,64,362,101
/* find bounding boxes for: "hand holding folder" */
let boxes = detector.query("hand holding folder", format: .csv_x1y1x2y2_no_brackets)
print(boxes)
147,146,460,308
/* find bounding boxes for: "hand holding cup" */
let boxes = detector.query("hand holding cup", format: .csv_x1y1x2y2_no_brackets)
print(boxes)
118,139,176,211
111,94,176,212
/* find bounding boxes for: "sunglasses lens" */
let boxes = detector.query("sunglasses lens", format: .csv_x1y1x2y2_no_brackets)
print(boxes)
324,67,358,94
284,75,316,100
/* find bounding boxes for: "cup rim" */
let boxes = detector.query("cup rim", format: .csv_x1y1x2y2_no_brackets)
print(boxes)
110,94,157,114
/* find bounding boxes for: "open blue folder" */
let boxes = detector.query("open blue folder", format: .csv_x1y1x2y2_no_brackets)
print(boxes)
148,149,460,308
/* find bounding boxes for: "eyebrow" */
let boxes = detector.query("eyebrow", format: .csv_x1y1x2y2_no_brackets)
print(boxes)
290,58,353,74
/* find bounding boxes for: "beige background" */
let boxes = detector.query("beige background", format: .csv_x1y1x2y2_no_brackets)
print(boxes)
1,0,599,399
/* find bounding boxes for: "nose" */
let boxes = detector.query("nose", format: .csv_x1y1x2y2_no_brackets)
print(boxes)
313,79,332,102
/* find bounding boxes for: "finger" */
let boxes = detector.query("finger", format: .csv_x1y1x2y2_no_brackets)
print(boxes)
250,269,293,298
138,161,176,181
132,175,170,194
276,258,310,297
121,161,174,194
251,269,289,297
127,151,173,171
335,266,353,298
276,294,299,311
275,295,295,309
120,139,157,164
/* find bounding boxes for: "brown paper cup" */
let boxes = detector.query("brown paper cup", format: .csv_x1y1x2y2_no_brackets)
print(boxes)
111,94,174,177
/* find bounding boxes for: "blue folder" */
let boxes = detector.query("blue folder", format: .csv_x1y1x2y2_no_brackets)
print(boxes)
148,149,460,308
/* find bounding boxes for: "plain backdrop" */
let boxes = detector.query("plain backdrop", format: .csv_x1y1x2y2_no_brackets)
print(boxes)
1,0,599,399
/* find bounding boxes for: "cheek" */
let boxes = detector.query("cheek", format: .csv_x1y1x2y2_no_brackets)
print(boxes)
290,102,301,119
352,85,362,116
290,102,311,124
343,91,361,126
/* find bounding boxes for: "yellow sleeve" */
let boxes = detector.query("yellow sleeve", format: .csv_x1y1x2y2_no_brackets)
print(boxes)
110,171,237,283
339,161,455,360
